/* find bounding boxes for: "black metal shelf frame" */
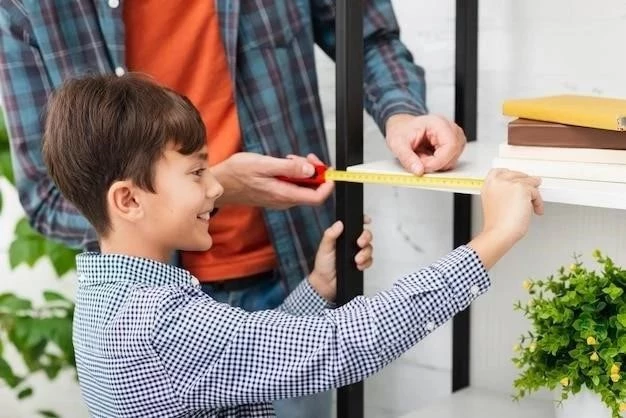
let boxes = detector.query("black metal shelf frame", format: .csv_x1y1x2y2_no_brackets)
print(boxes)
335,1,478,415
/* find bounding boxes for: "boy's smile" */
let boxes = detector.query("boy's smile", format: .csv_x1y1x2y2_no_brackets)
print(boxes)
196,208,216,224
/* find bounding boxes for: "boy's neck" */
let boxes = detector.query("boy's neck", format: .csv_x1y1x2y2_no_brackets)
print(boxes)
99,232,171,264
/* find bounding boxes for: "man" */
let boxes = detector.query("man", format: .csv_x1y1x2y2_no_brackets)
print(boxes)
0,1,466,416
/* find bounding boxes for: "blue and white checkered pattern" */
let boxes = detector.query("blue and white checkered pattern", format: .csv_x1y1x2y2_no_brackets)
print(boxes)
73,246,490,417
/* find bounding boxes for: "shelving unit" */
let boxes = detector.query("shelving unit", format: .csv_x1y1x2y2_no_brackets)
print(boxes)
349,141,626,211
336,1,626,417
334,0,478,415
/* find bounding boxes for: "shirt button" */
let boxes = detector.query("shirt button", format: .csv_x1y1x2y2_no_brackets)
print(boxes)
470,285,480,296
191,277,200,286
108,0,120,8
426,322,435,331
114,66,125,77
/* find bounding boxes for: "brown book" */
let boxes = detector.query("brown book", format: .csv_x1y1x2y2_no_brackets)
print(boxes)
507,118,626,150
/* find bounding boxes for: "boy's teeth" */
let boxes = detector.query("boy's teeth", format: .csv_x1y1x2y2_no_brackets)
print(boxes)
198,212,211,220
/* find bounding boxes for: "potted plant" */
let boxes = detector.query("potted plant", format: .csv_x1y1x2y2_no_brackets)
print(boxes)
512,250,626,418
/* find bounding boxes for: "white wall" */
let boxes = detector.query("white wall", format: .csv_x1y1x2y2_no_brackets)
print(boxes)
1,1,625,417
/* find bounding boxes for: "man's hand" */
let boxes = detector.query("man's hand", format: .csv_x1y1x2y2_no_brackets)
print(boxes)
211,152,334,209
308,216,373,301
385,114,467,175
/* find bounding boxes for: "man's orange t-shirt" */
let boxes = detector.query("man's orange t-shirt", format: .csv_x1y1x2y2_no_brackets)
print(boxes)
124,1,277,281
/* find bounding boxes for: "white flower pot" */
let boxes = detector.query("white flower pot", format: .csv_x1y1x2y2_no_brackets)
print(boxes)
555,387,618,418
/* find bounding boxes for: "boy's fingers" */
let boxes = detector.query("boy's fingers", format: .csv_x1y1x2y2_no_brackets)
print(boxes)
357,259,373,271
355,246,373,263
319,221,344,253
357,230,373,247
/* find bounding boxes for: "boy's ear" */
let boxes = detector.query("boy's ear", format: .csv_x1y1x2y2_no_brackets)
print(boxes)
107,180,144,222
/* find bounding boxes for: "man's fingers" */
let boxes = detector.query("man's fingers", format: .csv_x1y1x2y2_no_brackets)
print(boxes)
306,153,325,165
420,144,457,172
420,121,465,172
389,139,424,175
267,156,315,178
270,179,334,207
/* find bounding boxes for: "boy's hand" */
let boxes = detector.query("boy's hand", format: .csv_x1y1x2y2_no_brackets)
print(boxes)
469,168,543,269
308,216,373,301
481,168,544,241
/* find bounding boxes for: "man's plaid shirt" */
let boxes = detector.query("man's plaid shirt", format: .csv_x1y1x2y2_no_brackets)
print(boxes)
0,0,427,290
73,246,489,417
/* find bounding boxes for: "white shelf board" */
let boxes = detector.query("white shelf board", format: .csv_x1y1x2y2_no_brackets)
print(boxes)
400,387,554,418
348,142,626,211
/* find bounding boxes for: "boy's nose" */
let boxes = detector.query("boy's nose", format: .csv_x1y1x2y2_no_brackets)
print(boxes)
207,180,224,201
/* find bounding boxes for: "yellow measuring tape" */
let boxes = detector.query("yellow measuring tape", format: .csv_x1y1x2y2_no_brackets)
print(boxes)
325,168,485,189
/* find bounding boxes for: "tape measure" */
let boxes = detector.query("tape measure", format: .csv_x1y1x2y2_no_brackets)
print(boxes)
277,164,484,190
327,169,484,189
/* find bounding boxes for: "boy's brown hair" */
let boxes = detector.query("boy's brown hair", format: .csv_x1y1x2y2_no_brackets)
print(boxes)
42,73,206,237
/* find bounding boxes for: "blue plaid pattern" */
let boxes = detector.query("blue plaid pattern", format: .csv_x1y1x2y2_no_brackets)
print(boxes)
73,246,489,417
0,0,427,290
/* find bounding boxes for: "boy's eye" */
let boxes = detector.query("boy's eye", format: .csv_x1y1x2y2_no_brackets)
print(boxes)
192,168,206,177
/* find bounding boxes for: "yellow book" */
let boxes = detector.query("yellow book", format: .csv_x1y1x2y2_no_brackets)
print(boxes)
502,94,626,131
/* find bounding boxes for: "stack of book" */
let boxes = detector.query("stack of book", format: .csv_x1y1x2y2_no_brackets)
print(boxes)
493,95,626,183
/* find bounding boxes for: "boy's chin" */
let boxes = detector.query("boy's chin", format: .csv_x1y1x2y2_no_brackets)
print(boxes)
180,239,213,253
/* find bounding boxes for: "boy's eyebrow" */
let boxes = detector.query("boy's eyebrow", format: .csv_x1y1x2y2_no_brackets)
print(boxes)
196,152,209,161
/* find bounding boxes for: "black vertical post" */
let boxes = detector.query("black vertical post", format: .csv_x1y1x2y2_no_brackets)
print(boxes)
452,0,478,392
336,0,364,417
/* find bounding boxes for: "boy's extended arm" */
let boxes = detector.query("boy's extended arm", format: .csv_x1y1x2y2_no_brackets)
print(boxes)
151,245,489,408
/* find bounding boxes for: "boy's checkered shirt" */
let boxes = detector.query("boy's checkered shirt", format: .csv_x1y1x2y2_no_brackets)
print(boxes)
73,246,489,417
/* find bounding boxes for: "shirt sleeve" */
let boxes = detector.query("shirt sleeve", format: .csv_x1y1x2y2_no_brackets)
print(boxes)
0,5,97,250
311,0,428,134
151,245,489,408
277,277,335,316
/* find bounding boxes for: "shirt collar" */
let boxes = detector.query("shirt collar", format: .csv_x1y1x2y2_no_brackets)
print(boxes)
76,252,197,287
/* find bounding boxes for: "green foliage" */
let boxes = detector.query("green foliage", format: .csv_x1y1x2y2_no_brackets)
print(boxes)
513,250,626,417
0,292,76,399
0,110,77,416
9,219,78,276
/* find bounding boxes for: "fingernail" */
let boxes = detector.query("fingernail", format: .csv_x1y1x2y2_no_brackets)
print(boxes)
410,163,423,174
302,164,314,176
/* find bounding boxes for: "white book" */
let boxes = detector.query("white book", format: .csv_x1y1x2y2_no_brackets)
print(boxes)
492,156,626,183
498,143,626,164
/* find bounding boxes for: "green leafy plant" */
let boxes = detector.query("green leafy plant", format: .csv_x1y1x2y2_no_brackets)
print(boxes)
0,292,75,418
1,112,78,417
512,250,626,417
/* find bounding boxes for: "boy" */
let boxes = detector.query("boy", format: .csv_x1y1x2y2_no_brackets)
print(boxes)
42,74,543,418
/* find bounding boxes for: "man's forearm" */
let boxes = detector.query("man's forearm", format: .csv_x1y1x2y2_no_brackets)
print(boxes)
0,14,97,250
210,158,242,207
362,0,428,133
